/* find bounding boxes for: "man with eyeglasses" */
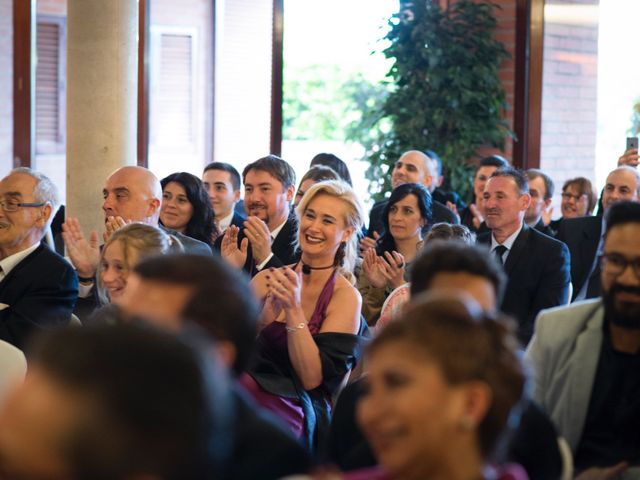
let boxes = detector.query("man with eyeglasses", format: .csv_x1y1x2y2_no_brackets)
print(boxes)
0,168,78,349
526,201,640,479
557,166,640,301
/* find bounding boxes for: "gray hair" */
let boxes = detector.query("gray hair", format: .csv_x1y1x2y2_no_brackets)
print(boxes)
11,167,61,228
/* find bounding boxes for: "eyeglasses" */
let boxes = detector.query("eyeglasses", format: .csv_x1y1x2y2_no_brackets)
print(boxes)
601,252,640,278
0,199,47,212
561,192,585,202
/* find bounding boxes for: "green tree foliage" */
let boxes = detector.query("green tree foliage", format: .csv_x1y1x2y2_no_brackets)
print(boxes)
352,0,513,200
283,64,389,142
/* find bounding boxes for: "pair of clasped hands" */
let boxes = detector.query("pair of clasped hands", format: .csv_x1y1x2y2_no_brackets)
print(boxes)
220,216,275,268
359,236,406,291
61,215,128,278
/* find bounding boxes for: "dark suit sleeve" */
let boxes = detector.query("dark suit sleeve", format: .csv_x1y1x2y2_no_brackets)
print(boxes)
530,240,571,325
367,202,385,238
0,260,78,349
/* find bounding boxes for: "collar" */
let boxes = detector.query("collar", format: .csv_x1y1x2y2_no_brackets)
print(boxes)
270,218,288,240
217,210,235,232
490,223,523,252
0,242,40,277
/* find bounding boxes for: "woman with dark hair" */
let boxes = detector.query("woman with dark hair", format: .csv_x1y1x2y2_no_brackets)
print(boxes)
377,223,476,329
160,172,218,245
548,177,597,235
353,295,527,480
357,183,432,325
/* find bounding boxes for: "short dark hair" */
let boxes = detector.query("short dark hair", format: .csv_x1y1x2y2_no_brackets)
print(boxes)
243,155,296,189
310,153,353,186
424,222,475,245
28,323,232,480
299,165,340,186
563,177,597,214
133,254,259,375
490,167,529,195
605,201,640,239
378,183,433,255
203,162,241,191
525,169,554,200
479,155,509,169
410,241,507,305
425,149,443,177
368,295,526,460
160,172,216,244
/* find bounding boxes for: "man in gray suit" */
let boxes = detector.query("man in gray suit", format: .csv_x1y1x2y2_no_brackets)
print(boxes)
526,201,640,479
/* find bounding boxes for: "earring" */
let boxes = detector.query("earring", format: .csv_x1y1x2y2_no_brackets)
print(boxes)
333,241,346,267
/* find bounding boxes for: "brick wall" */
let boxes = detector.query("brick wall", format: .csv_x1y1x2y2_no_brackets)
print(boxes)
540,0,599,213
0,0,12,176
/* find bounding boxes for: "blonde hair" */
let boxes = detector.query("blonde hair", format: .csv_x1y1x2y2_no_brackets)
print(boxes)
295,180,364,283
97,223,183,304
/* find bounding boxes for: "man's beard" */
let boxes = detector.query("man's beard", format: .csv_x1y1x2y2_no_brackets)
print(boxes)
603,283,640,330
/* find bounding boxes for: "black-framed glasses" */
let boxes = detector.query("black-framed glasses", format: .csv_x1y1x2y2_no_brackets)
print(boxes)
601,252,640,278
0,199,47,212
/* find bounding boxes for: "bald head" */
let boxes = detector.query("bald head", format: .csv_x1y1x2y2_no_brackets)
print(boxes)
102,166,162,224
602,166,640,212
391,150,435,189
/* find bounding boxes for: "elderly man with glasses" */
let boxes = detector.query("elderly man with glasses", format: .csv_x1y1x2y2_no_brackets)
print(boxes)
0,168,78,349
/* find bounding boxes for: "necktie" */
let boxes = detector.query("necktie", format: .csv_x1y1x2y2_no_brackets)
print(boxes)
493,245,508,265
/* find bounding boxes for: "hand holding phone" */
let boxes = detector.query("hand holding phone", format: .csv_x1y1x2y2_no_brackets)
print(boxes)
620,137,640,167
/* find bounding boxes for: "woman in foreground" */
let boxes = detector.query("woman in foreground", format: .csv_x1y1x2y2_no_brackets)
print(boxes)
352,294,527,480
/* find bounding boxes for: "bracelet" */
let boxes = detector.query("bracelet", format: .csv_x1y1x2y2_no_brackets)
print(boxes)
285,322,307,333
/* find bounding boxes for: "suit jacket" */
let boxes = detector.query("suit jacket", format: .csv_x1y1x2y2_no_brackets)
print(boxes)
366,198,458,237
525,299,604,452
478,225,571,344
555,216,602,301
0,243,78,349
225,387,310,480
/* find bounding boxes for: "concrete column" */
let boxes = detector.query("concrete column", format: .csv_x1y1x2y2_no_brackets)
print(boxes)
66,0,138,236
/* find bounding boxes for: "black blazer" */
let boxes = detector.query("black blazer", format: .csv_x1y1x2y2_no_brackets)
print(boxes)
366,198,458,237
555,215,602,301
477,225,571,344
225,387,310,480
0,243,78,349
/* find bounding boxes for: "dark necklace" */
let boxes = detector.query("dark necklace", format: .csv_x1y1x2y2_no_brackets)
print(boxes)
300,261,335,275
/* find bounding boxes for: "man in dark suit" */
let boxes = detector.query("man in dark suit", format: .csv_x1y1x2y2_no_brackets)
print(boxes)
557,166,640,301
202,162,245,236
477,167,570,344
220,155,300,277
525,169,555,236
0,168,78,349
363,150,458,249
62,166,210,319
119,254,311,480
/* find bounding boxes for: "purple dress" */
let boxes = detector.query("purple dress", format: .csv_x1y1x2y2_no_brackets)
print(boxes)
240,270,338,438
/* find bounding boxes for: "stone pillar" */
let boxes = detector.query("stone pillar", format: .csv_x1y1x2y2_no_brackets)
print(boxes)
66,0,138,237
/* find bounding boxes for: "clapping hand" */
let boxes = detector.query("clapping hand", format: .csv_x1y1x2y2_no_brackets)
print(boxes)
220,225,248,268
61,217,100,278
243,216,272,265
103,216,129,242
265,267,301,311
359,231,379,255
618,148,639,168
378,251,407,289
362,248,388,289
